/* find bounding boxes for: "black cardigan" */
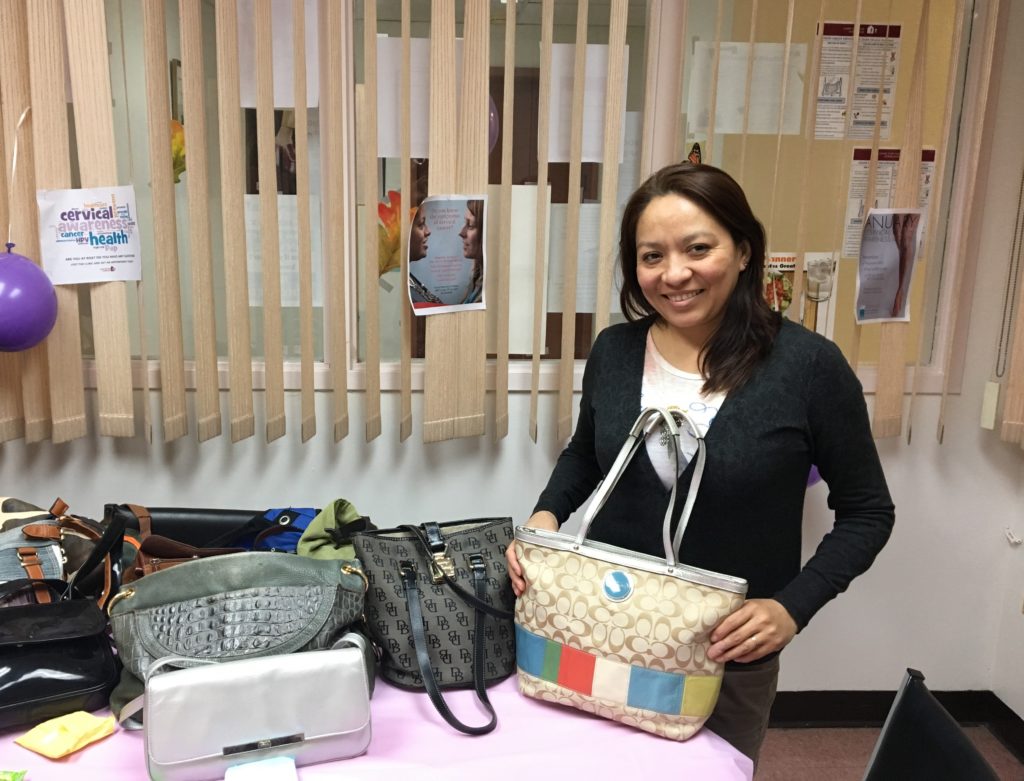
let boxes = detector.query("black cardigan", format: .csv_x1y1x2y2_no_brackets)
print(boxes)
534,317,895,632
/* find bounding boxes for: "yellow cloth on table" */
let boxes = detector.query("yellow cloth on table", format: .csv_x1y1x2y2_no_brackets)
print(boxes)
14,711,115,758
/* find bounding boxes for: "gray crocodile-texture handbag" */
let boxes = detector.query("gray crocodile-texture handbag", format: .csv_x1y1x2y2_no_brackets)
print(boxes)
107,551,367,720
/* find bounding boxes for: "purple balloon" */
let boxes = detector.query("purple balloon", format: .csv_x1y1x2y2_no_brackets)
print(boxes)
807,464,822,487
488,95,500,153
0,243,58,352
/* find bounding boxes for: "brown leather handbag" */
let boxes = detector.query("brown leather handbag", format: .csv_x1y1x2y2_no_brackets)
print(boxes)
118,504,244,584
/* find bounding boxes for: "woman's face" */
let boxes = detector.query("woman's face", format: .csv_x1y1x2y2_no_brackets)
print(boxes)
410,210,431,261
634,194,748,344
458,208,482,261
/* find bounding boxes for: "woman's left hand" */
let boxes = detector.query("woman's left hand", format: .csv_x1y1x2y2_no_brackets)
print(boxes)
707,599,798,664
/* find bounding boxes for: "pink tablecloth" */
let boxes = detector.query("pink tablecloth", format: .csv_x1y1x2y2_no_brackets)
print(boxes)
1,678,752,780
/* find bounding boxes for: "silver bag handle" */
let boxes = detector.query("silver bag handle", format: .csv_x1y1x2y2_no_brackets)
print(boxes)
576,407,705,568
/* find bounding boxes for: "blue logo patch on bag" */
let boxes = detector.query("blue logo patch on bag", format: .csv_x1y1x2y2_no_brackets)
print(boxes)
602,570,633,602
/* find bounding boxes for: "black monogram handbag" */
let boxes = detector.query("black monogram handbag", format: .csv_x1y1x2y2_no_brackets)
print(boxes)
351,518,516,735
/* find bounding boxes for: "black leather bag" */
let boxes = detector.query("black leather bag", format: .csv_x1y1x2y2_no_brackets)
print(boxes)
0,580,121,733
104,503,262,547
351,518,516,735
0,512,125,732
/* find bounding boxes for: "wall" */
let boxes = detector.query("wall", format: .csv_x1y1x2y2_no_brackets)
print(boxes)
983,0,1024,718
2,2,1023,707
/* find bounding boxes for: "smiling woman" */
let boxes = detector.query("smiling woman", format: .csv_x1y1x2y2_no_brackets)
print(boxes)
619,163,774,392
507,161,895,764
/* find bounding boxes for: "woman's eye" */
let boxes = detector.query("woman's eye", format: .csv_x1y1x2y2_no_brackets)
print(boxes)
640,252,661,263
689,244,711,256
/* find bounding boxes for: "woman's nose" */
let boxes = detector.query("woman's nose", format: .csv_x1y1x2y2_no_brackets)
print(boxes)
662,254,692,283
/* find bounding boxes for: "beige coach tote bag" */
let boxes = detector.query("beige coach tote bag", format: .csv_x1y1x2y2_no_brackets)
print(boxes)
514,407,748,740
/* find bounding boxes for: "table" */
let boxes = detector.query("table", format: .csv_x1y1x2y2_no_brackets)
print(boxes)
1,678,752,780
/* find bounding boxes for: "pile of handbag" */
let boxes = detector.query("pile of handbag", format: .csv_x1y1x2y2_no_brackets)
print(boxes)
0,498,378,775
0,495,522,778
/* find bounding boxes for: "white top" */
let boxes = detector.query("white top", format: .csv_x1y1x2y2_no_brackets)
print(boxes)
639,331,727,490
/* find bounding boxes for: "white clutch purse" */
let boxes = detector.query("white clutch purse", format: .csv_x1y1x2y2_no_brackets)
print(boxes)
143,639,372,781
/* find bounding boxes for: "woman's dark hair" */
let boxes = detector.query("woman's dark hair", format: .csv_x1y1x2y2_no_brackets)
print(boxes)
467,198,484,238
618,162,780,393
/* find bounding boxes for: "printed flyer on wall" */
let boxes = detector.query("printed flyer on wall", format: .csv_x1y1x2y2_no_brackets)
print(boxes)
36,186,142,285
855,208,923,324
408,194,486,316
842,147,935,258
815,22,901,140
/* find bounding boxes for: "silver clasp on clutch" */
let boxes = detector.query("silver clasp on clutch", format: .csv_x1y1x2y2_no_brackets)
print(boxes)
222,732,304,756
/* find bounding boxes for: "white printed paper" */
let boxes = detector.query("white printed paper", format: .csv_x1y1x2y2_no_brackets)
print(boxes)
842,148,935,258
238,0,320,108
616,112,643,211
547,203,614,314
548,44,629,163
485,185,550,356
687,42,807,136
244,194,324,307
36,186,142,284
815,22,901,140
376,37,432,159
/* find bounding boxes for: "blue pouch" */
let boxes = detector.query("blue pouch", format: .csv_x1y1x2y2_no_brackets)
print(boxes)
252,507,318,552
202,507,318,553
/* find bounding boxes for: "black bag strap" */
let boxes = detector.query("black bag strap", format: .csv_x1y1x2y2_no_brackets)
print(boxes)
201,511,275,548
399,556,499,735
66,508,126,606
252,521,305,551
399,524,513,620
0,577,69,603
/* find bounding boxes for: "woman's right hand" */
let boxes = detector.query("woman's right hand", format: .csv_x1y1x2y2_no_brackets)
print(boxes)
507,511,559,596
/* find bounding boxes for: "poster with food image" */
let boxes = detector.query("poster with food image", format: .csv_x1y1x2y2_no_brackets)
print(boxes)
763,253,796,315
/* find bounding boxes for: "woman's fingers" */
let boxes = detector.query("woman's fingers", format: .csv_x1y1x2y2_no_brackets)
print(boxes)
506,544,526,596
508,512,559,597
707,599,797,663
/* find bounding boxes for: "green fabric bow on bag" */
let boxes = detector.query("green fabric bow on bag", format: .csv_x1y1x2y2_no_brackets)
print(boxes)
297,499,376,560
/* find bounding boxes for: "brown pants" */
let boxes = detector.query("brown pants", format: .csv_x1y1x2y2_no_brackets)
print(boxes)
704,656,780,767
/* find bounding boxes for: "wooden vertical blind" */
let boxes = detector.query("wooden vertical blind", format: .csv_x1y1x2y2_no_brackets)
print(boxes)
214,0,255,442
0,0,1007,450
1,0,51,443
555,0,590,442
292,0,316,443
64,0,135,438
142,0,188,442
179,0,221,443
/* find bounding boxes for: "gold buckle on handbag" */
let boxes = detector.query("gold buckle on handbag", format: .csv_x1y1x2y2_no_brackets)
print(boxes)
106,587,135,615
341,564,369,593
428,549,455,583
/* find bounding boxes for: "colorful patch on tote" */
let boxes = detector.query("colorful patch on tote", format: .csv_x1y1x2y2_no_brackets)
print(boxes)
514,624,720,717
